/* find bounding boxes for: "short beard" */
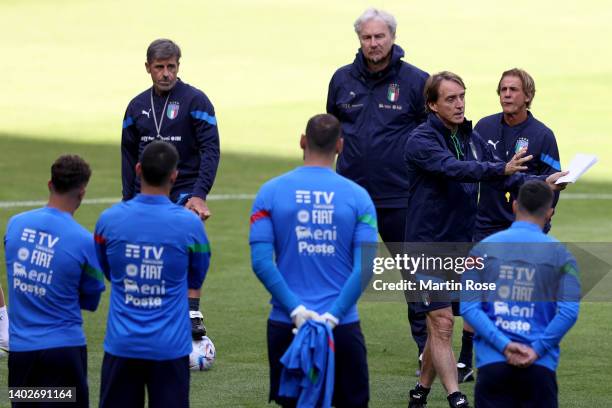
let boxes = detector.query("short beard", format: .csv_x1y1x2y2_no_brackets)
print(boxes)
365,49,392,70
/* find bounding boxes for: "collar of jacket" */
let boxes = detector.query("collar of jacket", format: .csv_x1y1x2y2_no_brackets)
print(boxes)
427,112,473,140
498,110,534,127
351,44,405,82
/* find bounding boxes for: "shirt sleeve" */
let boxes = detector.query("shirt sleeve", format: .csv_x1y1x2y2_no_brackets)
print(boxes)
326,74,339,117
79,237,106,311
189,93,220,200
187,219,211,290
121,103,140,201
460,245,512,353
249,185,275,244
328,188,378,320
405,132,506,182
531,249,580,357
93,218,111,281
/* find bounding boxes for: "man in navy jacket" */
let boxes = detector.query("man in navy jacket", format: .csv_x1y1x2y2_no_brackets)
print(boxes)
474,68,561,241
405,71,566,408
121,39,219,340
326,7,429,371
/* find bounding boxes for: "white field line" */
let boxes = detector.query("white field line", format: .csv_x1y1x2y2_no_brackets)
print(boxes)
0,193,610,209
0,193,256,209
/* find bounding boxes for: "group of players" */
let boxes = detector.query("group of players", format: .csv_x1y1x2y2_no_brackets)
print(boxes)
1,6,581,408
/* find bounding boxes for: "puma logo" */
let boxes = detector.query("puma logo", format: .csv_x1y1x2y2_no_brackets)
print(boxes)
141,109,151,118
487,140,500,149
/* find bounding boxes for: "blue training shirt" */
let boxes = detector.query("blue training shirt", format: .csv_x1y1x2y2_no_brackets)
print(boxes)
4,207,105,352
249,166,378,324
94,194,210,360
461,221,580,371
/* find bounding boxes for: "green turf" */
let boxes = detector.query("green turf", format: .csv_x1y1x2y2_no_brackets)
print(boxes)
1,0,612,406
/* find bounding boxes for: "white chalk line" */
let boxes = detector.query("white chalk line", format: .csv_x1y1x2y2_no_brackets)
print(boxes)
0,193,611,209
0,194,257,209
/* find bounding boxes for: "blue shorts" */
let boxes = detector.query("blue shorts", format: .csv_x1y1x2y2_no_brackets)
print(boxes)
267,319,369,407
8,345,88,408
99,352,189,408
475,362,558,408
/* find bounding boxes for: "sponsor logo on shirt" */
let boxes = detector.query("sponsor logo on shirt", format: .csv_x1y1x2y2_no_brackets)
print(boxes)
122,243,166,309
141,109,151,118
12,228,59,297
493,301,534,333
140,135,183,142
294,190,337,255
487,140,500,150
497,265,535,301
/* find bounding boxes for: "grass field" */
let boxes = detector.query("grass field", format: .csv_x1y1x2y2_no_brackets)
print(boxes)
1,0,612,407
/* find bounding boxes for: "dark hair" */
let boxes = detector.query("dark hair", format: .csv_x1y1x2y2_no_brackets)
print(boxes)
497,68,535,109
424,71,466,113
147,39,181,63
140,141,179,186
50,155,91,193
517,180,553,217
305,114,342,153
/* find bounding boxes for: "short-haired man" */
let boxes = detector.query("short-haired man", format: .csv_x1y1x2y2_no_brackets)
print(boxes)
96,141,211,408
121,38,219,339
4,155,105,407
474,68,561,241
327,7,429,373
404,71,567,408
250,114,378,407
461,180,580,407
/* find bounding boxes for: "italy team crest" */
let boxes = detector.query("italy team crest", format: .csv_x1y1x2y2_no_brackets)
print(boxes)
514,137,529,153
387,83,400,103
167,102,180,120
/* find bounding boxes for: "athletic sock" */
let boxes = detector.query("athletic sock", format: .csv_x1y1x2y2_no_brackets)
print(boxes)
188,297,200,312
0,306,8,348
458,330,474,367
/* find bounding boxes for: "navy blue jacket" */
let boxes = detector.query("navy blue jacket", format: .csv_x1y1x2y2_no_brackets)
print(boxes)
327,45,429,208
474,112,560,240
404,114,510,242
121,79,220,202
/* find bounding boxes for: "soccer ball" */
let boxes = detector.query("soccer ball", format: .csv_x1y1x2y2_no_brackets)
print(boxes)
189,336,216,371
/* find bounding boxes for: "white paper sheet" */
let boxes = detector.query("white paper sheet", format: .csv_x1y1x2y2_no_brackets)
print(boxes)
555,153,598,184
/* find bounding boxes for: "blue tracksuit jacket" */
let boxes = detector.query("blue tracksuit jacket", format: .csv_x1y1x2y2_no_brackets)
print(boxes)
121,79,220,202
474,112,561,240
327,45,429,208
404,114,509,242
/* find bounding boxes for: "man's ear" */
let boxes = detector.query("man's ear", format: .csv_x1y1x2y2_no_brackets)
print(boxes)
427,102,437,114
512,200,518,215
145,62,151,74
300,134,307,150
545,207,554,222
136,162,142,177
47,180,53,193
169,169,178,185
336,137,344,154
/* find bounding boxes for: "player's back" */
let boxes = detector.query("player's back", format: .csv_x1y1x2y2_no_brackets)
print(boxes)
4,207,103,351
95,194,209,360
250,166,377,324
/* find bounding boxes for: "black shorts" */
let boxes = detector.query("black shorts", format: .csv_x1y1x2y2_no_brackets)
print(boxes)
8,345,88,408
475,362,558,408
267,320,369,408
412,297,461,316
99,352,190,408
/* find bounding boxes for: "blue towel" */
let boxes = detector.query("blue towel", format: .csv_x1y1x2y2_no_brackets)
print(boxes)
279,321,335,407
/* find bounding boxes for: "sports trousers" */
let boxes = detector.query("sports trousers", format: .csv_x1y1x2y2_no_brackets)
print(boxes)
376,207,427,355
99,352,190,408
267,320,369,408
475,362,558,408
8,345,88,408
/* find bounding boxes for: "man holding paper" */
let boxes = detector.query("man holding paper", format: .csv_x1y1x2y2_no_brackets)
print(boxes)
474,68,562,241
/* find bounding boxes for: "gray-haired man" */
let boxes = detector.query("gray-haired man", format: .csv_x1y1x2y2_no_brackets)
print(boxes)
326,6,429,380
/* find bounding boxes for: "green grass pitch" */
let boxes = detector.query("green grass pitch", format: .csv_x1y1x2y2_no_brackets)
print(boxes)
1,1,612,407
